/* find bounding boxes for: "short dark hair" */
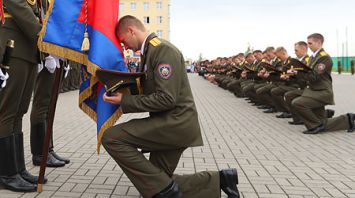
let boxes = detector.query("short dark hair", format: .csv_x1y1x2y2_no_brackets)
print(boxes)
116,15,145,36
275,47,287,53
265,46,275,52
295,41,308,48
245,53,253,58
253,50,262,54
307,33,324,44
236,53,245,57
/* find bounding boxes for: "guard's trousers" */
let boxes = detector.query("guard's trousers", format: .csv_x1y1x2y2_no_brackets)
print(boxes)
0,58,37,137
101,126,220,198
292,96,326,129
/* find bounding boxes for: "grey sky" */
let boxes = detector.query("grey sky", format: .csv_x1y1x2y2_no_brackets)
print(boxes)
170,0,355,60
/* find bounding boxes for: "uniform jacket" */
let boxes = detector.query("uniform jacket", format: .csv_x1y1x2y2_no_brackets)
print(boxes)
120,33,203,148
299,48,334,104
0,0,41,64
279,57,299,88
294,55,310,89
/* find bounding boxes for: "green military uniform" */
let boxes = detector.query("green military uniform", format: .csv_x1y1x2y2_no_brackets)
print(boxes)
292,49,334,129
61,61,80,92
270,57,299,113
228,60,249,97
241,60,263,102
101,33,221,198
0,0,42,192
323,114,353,132
255,57,282,110
30,66,67,167
226,64,242,93
284,55,310,123
69,61,80,89
60,63,70,92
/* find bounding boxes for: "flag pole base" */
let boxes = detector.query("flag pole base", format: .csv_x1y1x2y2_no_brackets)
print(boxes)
37,183,43,193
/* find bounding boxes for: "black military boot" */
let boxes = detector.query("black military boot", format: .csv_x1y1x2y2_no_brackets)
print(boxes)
31,122,65,167
220,168,240,198
153,181,182,198
49,150,70,164
14,133,47,184
326,109,335,118
0,134,37,192
48,124,70,164
347,113,355,132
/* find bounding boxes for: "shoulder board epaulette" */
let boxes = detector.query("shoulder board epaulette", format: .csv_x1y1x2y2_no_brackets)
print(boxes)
27,0,36,6
320,51,327,57
149,38,161,47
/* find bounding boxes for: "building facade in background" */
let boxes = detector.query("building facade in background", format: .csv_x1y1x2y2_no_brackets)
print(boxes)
119,0,170,41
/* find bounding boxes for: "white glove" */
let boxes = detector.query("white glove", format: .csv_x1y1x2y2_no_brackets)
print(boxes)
0,69,9,88
45,55,58,73
51,55,63,68
64,63,70,78
38,62,44,73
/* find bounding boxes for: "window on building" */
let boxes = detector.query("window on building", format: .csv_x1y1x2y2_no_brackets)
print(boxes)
157,16,163,24
157,30,163,38
156,2,162,10
131,2,136,11
144,2,149,10
119,3,124,11
143,16,150,24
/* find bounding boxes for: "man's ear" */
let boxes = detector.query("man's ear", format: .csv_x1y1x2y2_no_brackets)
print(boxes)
127,26,135,35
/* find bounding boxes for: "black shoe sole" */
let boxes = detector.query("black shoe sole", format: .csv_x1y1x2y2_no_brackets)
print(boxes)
32,161,65,168
50,152,70,164
0,180,37,192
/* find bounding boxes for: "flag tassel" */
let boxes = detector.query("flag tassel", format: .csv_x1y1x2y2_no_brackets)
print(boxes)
81,31,90,51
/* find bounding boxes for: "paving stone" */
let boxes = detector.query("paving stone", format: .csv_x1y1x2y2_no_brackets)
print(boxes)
0,74,354,197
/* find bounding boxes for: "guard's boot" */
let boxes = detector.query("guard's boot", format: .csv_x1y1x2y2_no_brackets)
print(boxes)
14,133,47,184
153,181,182,198
47,124,70,164
220,168,240,198
49,150,70,164
31,122,65,167
326,109,335,118
347,113,355,132
303,124,325,134
0,134,37,192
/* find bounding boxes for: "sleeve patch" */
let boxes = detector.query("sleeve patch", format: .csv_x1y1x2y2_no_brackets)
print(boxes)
316,63,326,73
157,64,173,79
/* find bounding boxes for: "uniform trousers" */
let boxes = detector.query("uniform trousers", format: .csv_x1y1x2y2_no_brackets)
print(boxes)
0,58,37,137
292,96,327,129
102,126,220,198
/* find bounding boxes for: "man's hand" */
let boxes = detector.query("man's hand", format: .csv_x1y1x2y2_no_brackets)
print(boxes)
280,73,290,80
258,69,266,77
0,69,9,88
44,55,59,73
103,91,123,105
287,68,297,75
263,71,270,78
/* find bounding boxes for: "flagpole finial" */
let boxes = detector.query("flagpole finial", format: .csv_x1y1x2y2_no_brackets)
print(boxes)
81,0,90,51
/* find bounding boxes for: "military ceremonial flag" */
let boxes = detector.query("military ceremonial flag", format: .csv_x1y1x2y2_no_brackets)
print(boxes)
38,0,127,153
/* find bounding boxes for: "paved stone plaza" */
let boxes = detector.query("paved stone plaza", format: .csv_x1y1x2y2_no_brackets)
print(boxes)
1,73,355,198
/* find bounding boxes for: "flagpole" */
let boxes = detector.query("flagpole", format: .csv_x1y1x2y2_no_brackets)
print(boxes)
37,62,64,193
